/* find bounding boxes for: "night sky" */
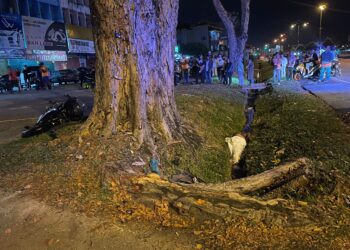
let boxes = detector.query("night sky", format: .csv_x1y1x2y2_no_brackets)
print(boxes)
179,0,350,46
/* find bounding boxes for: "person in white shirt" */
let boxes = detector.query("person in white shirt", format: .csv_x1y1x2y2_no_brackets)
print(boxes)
281,54,288,79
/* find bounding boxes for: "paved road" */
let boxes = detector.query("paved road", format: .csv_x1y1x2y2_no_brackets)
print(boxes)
303,59,350,114
1,59,349,144
0,85,93,144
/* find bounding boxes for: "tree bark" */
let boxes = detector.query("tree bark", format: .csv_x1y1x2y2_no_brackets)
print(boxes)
212,0,251,85
83,0,181,150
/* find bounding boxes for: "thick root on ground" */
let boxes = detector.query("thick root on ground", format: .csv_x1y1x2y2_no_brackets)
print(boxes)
134,158,312,218
196,158,312,194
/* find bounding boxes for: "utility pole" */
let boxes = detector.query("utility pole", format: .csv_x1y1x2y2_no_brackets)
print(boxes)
290,22,309,46
319,4,327,43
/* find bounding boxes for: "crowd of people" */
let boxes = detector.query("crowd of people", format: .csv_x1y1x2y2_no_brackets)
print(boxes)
176,45,339,87
3,63,51,94
1,63,96,94
271,45,337,84
2,46,340,94
176,53,255,86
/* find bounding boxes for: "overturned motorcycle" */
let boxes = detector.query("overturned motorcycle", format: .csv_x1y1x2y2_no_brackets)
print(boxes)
21,95,85,138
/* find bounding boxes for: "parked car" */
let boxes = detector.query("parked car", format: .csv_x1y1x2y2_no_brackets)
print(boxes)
50,69,80,85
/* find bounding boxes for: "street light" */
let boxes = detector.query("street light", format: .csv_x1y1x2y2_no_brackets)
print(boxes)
319,4,327,11
319,4,327,42
290,21,309,45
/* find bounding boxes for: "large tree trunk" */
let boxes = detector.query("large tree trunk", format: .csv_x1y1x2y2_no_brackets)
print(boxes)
213,0,251,85
83,0,181,150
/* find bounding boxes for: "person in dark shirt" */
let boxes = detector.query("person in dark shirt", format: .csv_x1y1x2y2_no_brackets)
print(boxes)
22,65,30,89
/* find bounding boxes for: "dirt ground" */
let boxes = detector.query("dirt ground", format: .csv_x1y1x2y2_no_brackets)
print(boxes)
0,190,195,250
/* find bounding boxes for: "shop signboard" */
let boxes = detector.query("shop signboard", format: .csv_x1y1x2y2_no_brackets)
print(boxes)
23,16,68,51
0,13,25,49
26,50,67,61
0,49,25,59
68,38,95,54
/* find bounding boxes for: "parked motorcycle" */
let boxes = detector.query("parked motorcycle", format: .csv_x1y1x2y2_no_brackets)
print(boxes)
82,71,95,89
21,95,85,138
294,61,320,81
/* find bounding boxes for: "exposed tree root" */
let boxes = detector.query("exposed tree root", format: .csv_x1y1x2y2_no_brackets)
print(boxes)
194,158,312,194
133,158,312,219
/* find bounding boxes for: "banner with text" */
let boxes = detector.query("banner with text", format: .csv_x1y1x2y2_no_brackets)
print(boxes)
69,38,95,54
26,50,67,61
23,16,68,51
0,13,25,49
0,49,25,59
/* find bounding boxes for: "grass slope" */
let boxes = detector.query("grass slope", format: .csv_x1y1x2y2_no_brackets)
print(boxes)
244,89,350,197
174,85,245,182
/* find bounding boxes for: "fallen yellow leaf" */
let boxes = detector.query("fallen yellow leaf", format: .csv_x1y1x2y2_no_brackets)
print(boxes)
193,230,202,236
196,244,203,249
195,199,205,205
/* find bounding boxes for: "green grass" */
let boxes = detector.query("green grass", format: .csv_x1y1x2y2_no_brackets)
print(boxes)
2,84,348,191
244,90,350,196
0,86,246,185
174,85,246,183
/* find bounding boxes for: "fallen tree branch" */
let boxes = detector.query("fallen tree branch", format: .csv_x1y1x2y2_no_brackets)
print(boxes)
193,158,312,194
133,158,312,218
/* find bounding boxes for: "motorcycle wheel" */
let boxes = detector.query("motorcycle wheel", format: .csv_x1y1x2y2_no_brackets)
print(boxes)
294,72,302,81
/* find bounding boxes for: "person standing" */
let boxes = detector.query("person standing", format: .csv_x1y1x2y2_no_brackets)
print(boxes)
281,54,288,79
311,49,319,63
247,56,255,84
221,57,227,84
205,56,213,84
7,66,20,93
287,52,296,81
192,58,200,84
273,53,282,84
198,55,206,84
225,59,234,85
78,64,88,88
39,63,51,90
181,58,190,84
319,46,334,82
212,55,218,79
216,55,225,82
22,65,31,90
